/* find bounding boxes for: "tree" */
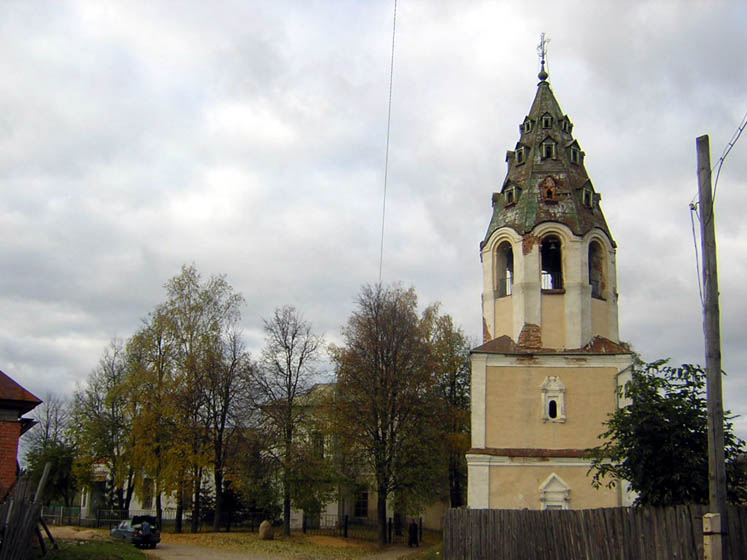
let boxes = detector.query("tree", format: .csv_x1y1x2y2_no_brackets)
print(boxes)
24,393,78,506
423,306,471,508
127,307,179,529
587,360,747,506
203,330,253,531
330,284,440,545
70,338,136,510
161,264,245,533
252,305,322,537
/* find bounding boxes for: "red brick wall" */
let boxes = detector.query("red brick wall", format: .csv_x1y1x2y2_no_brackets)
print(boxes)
0,421,21,493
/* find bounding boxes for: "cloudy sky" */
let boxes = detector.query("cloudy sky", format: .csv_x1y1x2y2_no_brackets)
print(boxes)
2,2,746,434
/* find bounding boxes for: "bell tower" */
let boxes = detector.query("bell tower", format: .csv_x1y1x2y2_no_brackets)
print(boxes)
480,55,619,351
467,44,633,511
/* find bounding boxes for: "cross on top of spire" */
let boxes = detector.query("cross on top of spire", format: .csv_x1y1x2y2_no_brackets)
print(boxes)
537,32,550,81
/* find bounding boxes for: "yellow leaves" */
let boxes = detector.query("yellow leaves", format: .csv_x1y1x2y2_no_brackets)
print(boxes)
161,531,376,559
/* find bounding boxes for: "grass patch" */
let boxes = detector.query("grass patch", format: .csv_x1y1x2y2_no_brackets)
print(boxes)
163,530,381,559
400,542,443,559
33,539,148,560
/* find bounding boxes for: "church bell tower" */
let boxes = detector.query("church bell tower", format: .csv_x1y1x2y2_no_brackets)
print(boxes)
480,57,619,350
467,45,633,510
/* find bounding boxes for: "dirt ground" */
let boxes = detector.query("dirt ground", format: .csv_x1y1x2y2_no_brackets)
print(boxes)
48,526,416,560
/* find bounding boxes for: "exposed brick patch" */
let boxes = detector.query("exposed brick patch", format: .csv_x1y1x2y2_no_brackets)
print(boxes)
472,334,631,356
0,421,21,492
522,233,541,255
482,317,492,344
583,336,630,353
517,323,542,348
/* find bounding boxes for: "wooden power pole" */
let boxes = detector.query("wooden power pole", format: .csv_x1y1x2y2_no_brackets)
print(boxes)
696,134,728,559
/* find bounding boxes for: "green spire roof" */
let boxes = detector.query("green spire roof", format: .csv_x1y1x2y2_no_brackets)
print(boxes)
482,73,614,248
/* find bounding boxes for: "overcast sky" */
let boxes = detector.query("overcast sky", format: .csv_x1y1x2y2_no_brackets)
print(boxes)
2,1,746,435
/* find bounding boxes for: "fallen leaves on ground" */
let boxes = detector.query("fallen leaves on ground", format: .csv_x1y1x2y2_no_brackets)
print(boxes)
161,531,378,559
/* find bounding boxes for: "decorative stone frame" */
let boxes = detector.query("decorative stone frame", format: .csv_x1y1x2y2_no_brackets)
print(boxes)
515,146,528,165
541,376,566,423
539,473,571,510
541,112,553,129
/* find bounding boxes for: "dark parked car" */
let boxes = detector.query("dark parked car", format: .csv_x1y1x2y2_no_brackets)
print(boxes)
110,515,161,549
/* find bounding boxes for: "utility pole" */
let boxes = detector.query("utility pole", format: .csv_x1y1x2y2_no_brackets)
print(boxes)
696,134,728,560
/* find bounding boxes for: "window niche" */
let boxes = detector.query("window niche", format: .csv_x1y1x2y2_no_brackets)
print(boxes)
541,376,566,423
496,241,514,297
541,113,553,129
541,235,563,290
539,473,570,510
588,240,605,299
522,118,533,134
541,176,558,201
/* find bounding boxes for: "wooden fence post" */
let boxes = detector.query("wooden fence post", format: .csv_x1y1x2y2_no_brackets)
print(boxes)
704,513,722,560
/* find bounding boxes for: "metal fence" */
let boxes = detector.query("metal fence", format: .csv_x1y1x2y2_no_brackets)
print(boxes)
301,513,422,544
42,506,269,533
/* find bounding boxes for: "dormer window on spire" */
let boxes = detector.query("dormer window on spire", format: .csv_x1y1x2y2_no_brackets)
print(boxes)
561,117,573,134
582,187,593,208
570,146,581,164
541,138,556,160
522,118,534,134
515,145,528,165
541,112,553,129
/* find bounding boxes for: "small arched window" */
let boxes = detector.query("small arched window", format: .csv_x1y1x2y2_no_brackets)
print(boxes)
548,400,558,419
496,242,514,297
541,376,566,423
541,235,563,290
588,241,605,299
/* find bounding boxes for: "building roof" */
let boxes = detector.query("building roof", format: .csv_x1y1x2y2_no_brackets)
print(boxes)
481,69,614,249
472,335,630,356
0,369,42,415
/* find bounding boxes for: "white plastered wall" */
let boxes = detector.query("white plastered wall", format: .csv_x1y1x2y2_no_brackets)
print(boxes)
482,224,619,349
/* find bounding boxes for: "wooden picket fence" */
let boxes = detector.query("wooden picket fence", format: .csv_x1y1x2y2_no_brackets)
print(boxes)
443,505,747,559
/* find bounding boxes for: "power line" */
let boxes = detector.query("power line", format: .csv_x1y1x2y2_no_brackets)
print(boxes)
688,109,746,302
711,109,747,207
689,202,704,306
378,0,397,285
690,109,747,221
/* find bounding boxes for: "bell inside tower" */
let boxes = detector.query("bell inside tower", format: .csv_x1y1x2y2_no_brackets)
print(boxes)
541,236,563,290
